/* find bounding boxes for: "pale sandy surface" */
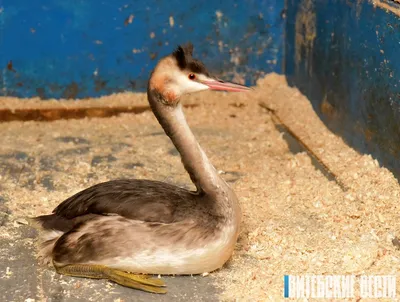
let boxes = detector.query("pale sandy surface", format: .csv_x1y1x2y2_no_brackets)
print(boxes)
1,73,400,301
0,92,149,110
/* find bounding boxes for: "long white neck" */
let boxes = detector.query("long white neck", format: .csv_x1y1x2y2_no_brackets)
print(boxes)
148,89,226,196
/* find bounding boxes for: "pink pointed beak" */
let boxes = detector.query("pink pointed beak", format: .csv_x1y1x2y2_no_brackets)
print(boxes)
202,79,251,92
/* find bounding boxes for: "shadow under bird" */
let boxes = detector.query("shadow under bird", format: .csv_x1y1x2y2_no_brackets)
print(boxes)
31,43,250,294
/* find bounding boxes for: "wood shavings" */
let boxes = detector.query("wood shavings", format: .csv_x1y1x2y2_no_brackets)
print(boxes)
1,73,400,300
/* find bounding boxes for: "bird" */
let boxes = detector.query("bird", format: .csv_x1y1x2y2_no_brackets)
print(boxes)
31,43,250,294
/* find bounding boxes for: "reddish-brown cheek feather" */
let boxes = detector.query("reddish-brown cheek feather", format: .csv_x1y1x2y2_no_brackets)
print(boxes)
150,74,165,93
150,75,178,105
164,90,178,104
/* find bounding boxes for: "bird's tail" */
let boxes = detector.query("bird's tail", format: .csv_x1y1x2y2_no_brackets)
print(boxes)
29,214,71,265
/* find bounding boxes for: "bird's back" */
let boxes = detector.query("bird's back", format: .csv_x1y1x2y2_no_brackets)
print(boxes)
34,179,219,234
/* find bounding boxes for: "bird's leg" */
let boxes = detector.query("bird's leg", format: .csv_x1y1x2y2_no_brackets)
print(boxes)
104,268,167,294
54,262,167,294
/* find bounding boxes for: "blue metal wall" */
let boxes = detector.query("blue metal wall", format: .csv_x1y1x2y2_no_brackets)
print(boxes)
0,0,285,99
285,0,400,179
4,0,400,179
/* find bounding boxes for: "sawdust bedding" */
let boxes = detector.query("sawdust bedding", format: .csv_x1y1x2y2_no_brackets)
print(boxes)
1,73,400,301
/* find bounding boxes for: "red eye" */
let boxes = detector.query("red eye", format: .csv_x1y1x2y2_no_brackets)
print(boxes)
188,73,196,80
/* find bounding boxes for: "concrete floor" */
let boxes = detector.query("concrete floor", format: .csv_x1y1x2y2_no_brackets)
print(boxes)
0,224,218,302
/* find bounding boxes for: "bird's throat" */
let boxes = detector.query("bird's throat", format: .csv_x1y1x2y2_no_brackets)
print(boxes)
147,88,226,196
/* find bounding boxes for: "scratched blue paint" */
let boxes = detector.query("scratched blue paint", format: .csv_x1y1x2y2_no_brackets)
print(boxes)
285,0,400,178
0,0,285,99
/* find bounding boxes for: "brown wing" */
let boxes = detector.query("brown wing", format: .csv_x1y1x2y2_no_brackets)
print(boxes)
54,179,198,221
34,179,200,232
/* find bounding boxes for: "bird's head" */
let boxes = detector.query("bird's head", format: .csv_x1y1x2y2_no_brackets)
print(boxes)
149,43,250,106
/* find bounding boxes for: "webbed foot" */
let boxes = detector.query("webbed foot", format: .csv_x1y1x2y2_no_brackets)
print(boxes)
55,263,167,294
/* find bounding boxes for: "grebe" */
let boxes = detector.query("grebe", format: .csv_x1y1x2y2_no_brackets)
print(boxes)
32,43,249,294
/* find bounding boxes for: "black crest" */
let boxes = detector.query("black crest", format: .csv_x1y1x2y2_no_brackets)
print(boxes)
172,43,210,76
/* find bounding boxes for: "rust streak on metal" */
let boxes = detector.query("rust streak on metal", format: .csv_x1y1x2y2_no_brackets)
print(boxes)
0,104,199,122
7,61,16,72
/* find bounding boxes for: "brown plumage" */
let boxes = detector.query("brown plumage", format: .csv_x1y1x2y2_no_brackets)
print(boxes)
32,43,249,293
36,180,223,264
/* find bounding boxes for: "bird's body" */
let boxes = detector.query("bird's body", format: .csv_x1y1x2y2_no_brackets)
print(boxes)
38,179,240,275
32,43,249,293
